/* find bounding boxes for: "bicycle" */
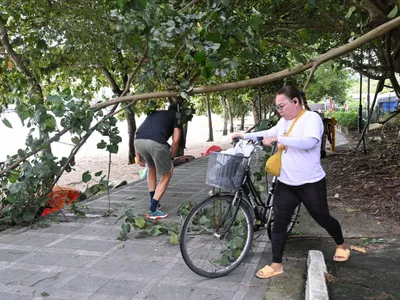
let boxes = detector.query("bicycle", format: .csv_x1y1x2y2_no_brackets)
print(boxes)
180,137,301,278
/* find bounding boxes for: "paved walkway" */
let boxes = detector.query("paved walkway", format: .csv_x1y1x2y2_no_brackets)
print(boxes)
0,157,273,300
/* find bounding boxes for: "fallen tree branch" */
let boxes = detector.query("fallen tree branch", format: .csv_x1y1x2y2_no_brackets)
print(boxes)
303,64,319,91
92,16,400,111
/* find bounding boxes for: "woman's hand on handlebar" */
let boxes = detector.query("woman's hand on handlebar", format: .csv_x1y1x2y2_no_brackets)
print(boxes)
262,136,278,147
231,133,244,140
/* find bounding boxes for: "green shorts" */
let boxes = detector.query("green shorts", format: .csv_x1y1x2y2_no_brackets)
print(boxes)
134,139,172,176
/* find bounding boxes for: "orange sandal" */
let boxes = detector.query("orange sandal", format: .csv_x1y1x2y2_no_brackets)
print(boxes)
256,265,284,279
333,248,350,262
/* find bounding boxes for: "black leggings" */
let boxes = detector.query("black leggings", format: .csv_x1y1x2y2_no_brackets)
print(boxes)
271,178,344,263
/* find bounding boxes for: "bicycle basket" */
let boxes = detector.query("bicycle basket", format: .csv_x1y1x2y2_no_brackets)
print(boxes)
206,152,249,190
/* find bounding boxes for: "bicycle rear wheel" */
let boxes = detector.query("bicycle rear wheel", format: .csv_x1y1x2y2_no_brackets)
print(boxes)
267,204,301,240
180,194,254,278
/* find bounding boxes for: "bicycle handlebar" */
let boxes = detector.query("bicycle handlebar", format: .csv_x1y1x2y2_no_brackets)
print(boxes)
232,136,264,147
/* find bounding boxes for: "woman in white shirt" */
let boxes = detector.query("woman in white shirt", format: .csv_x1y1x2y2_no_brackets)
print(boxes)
233,85,349,279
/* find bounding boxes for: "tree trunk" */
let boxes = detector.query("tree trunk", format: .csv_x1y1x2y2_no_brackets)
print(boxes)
226,99,234,133
240,114,245,130
251,98,260,125
126,105,137,165
178,122,187,156
221,97,228,136
206,95,214,142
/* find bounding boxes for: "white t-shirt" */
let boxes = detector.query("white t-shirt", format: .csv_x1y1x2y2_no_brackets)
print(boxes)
244,111,326,186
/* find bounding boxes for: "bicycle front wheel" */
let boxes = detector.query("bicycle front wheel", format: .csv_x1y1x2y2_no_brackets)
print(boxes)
180,195,254,278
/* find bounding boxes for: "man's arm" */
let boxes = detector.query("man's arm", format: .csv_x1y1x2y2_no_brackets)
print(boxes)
171,127,182,158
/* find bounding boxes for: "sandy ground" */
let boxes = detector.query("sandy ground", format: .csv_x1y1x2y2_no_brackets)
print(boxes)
57,115,251,191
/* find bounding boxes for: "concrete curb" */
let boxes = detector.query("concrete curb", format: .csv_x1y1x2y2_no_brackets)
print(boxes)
306,250,329,300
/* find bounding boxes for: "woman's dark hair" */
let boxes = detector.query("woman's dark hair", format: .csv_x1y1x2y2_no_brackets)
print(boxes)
276,85,310,111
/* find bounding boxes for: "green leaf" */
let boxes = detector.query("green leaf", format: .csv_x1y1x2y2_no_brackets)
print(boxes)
345,6,356,18
170,233,179,245
82,171,92,183
193,52,207,64
201,66,212,79
17,149,25,157
117,0,127,10
97,140,107,149
71,136,80,144
250,15,262,30
291,49,306,64
199,215,209,225
388,5,398,18
8,183,21,194
230,236,244,249
125,209,134,217
149,225,163,236
23,210,35,222
47,95,62,103
121,222,131,236
107,144,119,154
135,217,146,229
41,292,50,297
2,118,12,128
45,116,56,131
94,171,103,177
308,0,315,8
217,255,229,266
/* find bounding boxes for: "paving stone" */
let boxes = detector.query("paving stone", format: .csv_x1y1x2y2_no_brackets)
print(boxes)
73,226,113,237
18,236,58,248
45,226,82,235
143,282,193,300
61,275,110,293
0,268,35,285
52,254,97,268
87,294,131,300
84,256,128,276
0,292,33,300
32,288,92,300
50,238,90,250
94,278,146,297
21,271,73,288
0,233,39,245
122,260,166,275
187,287,236,300
19,252,64,266
79,240,120,252
0,249,31,262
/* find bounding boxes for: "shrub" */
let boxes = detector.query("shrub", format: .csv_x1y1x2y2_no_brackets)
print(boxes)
331,111,358,130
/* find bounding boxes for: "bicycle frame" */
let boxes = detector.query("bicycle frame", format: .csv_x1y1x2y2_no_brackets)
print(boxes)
213,141,279,237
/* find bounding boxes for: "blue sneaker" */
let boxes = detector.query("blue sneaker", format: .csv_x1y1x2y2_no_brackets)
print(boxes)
146,210,168,220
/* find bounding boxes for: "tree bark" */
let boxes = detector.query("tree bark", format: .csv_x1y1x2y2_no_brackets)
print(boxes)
251,98,260,125
206,95,214,142
221,97,228,136
226,98,234,133
126,105,137,164
240,114,245,130
178,122,187,156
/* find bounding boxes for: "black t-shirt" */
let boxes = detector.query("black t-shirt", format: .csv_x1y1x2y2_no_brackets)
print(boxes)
135,110,180,145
